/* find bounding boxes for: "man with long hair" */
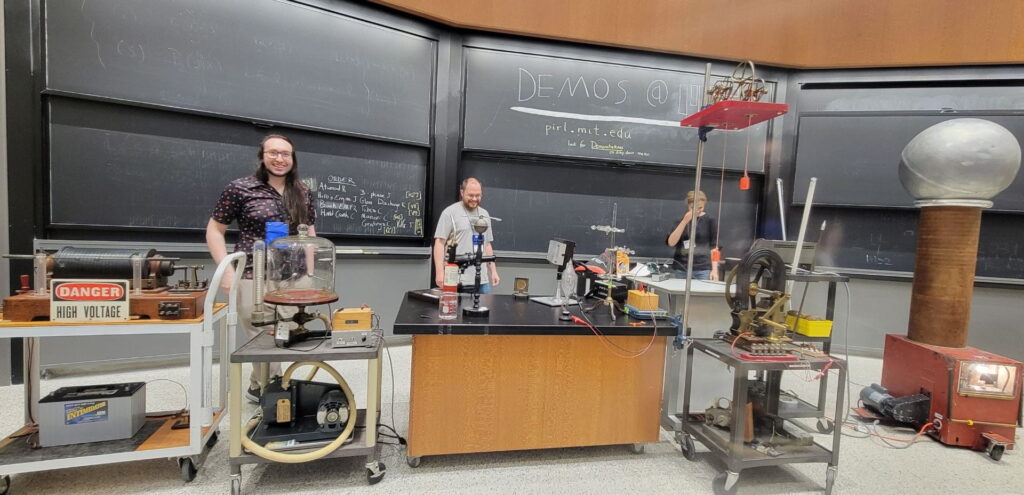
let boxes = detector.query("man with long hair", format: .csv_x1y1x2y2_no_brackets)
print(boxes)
206,134,316,401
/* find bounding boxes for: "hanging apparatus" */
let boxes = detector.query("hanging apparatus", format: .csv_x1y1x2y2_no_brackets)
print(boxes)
675,61,789,343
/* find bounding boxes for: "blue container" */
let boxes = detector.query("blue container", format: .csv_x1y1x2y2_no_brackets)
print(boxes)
266,221,288,245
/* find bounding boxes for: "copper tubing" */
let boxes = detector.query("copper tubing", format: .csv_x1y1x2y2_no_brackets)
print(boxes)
907,206,981,348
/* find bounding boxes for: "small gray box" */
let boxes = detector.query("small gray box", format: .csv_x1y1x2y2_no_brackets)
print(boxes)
38,382,146,447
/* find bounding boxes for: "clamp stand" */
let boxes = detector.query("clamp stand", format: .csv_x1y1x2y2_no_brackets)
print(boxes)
462,231,490,317
261,290,339,348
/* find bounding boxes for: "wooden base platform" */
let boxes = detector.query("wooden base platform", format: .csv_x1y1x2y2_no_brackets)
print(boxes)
2,289,208,321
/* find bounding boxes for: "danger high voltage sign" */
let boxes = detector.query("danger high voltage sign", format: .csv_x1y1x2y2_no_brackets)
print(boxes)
50,280,130,322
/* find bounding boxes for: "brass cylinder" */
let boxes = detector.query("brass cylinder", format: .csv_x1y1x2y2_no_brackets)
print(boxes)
906,206,981,348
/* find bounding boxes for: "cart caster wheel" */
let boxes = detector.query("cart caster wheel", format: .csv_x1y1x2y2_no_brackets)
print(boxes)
406,456,421,468
989,444,1006,462
179,458,198,482
366,462,386,485
630,443,645,454
712,471,739,495
230,477,242,495
825,466,837,495
816,418,835,434
0,474,10,495
680,434,697,461
206,431,219,449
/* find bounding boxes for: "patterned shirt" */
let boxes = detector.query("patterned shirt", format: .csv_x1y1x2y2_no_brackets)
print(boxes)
211,176,316,275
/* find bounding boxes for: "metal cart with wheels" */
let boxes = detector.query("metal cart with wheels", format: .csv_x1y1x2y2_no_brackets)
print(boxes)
0,252,245,492
677,339,845,495
227,331,385,494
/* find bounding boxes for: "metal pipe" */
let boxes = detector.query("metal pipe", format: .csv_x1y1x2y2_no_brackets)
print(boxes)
791,177,816,275
776,178,787,240
33,251,47,295
681,62,713,337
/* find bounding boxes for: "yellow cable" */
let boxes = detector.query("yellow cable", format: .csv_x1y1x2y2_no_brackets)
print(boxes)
240,361,357,463
949,418,1018,428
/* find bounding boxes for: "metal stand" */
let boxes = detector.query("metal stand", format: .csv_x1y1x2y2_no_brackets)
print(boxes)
228,332,385,493
463,232,490,317
0,252,245,487
677,339,844,495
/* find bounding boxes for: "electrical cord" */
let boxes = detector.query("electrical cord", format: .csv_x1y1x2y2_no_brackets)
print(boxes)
144,378,189,417
375,313,407,447
571,299,660,358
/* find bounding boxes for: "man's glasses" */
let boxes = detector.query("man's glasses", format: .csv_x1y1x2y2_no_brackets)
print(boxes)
263,150,293,159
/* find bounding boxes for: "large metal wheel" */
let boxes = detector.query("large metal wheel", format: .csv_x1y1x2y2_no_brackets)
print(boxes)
712,471,739,495
179,457,198,482
680,434,697,461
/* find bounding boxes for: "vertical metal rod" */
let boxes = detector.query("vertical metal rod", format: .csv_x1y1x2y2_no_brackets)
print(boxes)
776,178,787,240
786,178,817,303
791,177,817,275
33,251,47,295
610,203,618,248
681,63,713,337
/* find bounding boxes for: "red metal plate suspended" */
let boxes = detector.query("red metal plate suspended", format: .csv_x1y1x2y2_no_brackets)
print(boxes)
680,101,788,130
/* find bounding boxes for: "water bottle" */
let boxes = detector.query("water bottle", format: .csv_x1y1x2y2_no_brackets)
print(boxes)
438,261,459,320
438,292,458,320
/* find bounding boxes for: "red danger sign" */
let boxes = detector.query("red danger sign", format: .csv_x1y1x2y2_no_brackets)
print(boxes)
51,279,130,322
53,282,126,301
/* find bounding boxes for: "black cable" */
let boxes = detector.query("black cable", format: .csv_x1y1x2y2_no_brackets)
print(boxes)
282,335,329,353
378,423,407,445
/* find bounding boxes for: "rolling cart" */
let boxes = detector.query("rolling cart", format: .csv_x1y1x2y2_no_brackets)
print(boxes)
0,252,245,493
676,339,845,495
227,331,385,494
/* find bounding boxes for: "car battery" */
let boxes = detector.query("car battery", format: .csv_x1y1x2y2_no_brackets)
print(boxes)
38,382,146,447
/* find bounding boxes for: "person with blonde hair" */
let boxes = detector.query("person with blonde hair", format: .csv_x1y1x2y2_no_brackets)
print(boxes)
667,190,720,280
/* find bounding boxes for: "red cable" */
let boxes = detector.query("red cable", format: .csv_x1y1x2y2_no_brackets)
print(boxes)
730,332,753,357
571,316,659,359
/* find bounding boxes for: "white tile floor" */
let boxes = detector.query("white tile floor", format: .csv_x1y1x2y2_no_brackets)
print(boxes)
0,341,1020,495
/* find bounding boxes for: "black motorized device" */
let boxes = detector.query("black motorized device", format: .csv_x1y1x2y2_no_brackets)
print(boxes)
249,376,352,445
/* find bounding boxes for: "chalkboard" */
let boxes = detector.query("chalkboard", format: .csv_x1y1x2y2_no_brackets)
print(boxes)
48,98,426,238
463,48,776,170
808,207,1024,279
45,0,435,144
462,154,762,259
793,113,1024,212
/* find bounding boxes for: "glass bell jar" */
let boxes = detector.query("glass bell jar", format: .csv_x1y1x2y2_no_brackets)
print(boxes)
263,224,338,306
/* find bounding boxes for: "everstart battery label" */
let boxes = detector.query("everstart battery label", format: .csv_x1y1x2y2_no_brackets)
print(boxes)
50,279,130,322
64,400,109,425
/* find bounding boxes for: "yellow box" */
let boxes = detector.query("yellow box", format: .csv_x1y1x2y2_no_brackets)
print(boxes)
332,307,372,331
786,312,832,337
627,290,659,311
